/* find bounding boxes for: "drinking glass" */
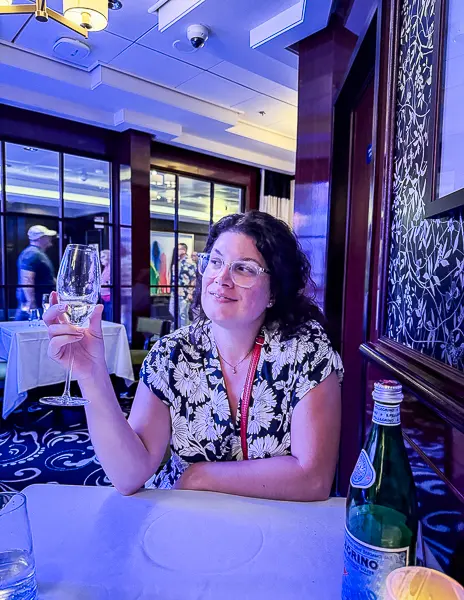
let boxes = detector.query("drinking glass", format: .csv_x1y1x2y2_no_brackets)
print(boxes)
42,294,50,314
386,566,464,599
40,244,101,407
0,492,37,600
28,309,40,327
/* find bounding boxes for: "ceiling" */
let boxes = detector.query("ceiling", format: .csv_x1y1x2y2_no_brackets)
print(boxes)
0,0,373,174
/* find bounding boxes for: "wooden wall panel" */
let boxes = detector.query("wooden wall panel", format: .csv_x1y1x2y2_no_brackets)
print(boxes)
294,17,357,310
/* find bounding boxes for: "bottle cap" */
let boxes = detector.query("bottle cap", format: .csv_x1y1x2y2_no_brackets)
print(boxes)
372,379,404,404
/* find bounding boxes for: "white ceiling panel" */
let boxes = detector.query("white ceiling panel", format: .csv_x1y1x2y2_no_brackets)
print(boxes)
0,14,31,43
110,44,203,88
138,26,223,71
232,94,296,127
14,20,131,69
1,0,311,173
266,85,298,106
177,71,258,107
210,61,298,103
267,116,297,138
136,0,298,87
211,127,295,160
106,0,158,42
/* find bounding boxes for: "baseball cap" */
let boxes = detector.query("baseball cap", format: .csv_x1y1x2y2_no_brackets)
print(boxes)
28,225,57,241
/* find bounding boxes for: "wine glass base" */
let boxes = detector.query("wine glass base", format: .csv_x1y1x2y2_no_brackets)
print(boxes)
39,396,89,407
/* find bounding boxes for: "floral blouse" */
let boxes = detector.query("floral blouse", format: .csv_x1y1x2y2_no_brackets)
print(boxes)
140,319,343,489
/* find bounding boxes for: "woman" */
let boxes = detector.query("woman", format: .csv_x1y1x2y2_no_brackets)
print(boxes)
44,211,343,500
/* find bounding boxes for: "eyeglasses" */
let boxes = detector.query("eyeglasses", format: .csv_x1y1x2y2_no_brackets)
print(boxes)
197,253,270,289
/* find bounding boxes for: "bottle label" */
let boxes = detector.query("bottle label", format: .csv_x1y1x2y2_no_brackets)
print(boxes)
350,449,376,489
342,527,409,600
372,402,400,426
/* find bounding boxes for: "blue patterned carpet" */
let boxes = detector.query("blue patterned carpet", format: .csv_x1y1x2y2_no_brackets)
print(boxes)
0,384,132,492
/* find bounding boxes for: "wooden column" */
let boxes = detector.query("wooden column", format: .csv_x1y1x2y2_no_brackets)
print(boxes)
294,16,357,311
119,130,152,347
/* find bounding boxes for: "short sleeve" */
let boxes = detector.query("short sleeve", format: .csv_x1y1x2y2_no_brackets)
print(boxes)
139,337,175,407
19,249,39,272
292,322,344,407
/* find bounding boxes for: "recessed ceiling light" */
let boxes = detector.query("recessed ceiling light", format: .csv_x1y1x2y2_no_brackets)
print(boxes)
108,0,122,9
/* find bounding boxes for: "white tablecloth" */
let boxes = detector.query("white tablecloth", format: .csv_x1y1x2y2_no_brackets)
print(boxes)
24,484,346,599
0,321,134,418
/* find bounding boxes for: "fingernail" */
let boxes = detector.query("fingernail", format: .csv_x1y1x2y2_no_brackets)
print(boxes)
75,327,85,333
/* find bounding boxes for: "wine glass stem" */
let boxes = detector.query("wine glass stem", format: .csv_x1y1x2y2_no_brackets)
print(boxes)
63,347,75,399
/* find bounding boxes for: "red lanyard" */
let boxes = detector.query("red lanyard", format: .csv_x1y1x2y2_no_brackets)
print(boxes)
240,334,264,460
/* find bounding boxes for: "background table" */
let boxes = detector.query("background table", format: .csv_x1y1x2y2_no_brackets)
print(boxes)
24,484,345,600
0,321,134,418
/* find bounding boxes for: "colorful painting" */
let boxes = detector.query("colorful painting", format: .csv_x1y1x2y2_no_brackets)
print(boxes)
150,231,194,294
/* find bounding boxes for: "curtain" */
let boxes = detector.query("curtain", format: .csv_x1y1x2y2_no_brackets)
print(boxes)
259,169,295,228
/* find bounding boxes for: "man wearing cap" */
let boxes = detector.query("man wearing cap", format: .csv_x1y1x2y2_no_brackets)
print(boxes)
16,225,57,321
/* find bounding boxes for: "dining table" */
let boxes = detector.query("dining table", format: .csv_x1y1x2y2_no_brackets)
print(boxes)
24,484,346,599
0,320,134,418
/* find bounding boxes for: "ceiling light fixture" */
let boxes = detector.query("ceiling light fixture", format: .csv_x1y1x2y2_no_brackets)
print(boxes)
0,0,108,37
63,0,108,31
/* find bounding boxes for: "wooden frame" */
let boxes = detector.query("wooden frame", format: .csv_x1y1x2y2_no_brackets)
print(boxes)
0,129,117,323
424,0,464,217
326,12,378,493
150,142,259,212
361,0,464,432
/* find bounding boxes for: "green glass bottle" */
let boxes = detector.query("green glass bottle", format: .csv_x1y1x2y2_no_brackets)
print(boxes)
341,380,418,600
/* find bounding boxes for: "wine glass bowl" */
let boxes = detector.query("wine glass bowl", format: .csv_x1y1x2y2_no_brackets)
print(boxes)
40,244,101,407
57,244,101,327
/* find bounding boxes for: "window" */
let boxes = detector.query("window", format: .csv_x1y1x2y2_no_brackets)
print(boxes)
5,144,60,217
63,155,111,220
213,183,242,222
0,142,113,322
120,165,132,342
149,168,243,331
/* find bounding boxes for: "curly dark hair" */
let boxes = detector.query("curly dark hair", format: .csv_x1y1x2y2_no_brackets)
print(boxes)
192,210,324,339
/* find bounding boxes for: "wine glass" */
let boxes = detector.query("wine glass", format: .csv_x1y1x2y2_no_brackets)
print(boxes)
40,244,101,407
42,293,50,313
41,293,50,323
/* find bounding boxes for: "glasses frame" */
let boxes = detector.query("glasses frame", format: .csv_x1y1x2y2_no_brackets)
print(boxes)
197,252,270,289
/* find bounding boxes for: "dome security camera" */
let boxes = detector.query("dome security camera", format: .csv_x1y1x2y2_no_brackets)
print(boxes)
187,24,209,49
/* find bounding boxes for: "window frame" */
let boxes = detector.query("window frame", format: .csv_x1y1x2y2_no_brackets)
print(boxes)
0,140,115,321
149,165,244,329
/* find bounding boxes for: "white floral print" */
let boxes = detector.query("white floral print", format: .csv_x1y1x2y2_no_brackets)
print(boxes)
140,320,343,488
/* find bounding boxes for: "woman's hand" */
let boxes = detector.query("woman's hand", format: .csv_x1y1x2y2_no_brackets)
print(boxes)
43,291,106,383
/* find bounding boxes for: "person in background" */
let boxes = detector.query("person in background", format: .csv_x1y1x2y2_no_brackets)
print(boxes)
169,243,196,327
100,249,111,321
16,225,56,321
189,251,200,321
